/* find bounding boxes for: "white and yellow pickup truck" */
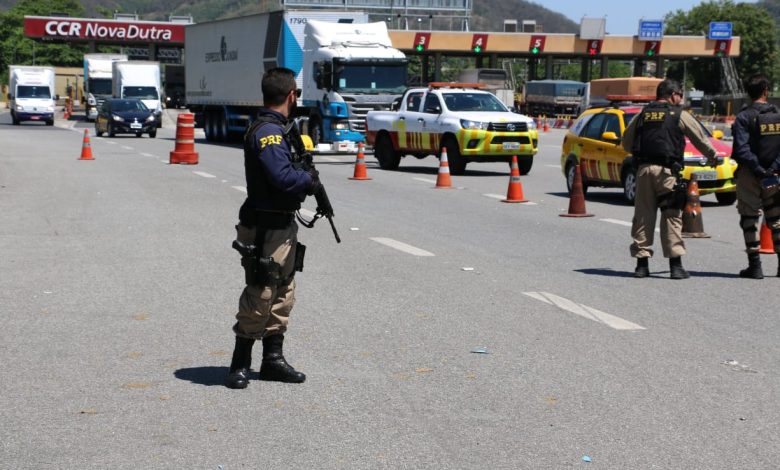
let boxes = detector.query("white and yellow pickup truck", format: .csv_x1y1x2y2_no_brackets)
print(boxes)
365,83,538,175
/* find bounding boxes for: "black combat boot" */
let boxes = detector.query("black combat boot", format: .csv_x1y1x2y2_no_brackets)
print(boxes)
669,256,690,280
225,336,255,389
739,252,764,279
634,257,650,278
259,334,306,383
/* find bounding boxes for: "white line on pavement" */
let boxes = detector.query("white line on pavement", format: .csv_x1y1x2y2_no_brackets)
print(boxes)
600,218,660,233
193,171,216,178
121,145,133,150
523,292,646,331
106,141,117,145
413,177,437,184
231,186,247,193
141,152,155,157
546,164,560,168
370,237,434,257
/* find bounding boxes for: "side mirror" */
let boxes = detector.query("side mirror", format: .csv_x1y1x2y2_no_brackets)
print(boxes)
712,129,724,140
601,131,619,141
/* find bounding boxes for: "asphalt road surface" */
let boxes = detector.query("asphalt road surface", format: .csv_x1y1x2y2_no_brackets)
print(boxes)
1,109,778,469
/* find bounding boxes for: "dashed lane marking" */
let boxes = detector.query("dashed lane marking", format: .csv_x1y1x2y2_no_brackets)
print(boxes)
523,292,646,331
231,186,247,194
193,171,216,178
121,145,133,150
413,177,437,184
106,141,117,145
141,152,155,157
483,194,538,204
545,164,560,168
600,218,660,233
369,237,434,257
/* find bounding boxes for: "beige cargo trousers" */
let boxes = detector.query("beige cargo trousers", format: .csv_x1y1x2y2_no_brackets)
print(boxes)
630,164,686,259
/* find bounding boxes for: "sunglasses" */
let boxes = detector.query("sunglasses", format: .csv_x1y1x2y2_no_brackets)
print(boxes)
291,89,301,98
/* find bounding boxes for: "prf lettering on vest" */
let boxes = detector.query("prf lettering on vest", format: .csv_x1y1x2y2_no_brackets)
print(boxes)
760,123,780,135
259,135,283,148
646,111,666,121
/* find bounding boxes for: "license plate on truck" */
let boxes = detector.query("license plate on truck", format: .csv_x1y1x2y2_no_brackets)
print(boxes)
503,142,520,150
692,171,716,181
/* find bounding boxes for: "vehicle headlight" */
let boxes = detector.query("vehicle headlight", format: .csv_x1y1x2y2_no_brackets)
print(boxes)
88,97,96,106
145,115,156,122
47,106,55,112
112,114,124,122
16,105,24,111
729,158,738,167
527,120,537,130
460,119,488,130
331,121,349,130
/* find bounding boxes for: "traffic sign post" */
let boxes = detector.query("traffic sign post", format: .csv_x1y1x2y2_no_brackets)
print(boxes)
413,32,431,52
708,22,733,40
529,35,545,55
638,20,664,41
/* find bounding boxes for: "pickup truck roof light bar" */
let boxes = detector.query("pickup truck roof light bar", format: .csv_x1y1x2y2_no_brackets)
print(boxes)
427,82,484,89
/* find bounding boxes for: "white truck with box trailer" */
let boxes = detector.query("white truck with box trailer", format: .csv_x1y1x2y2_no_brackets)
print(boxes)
111,61,163,127
83,53,127,121
8,65,57,126
184,11,408,151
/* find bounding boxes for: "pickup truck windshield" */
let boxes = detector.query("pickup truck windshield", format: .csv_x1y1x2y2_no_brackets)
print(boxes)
335,64,407,94
123,86,159,100
442,93,507,112
88,79,112,96
17,86,51,99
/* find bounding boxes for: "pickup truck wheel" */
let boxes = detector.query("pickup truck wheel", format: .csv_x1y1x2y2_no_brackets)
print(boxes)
375,133,400,170
565,161,588,195
442,138,466,175
715,191,737,205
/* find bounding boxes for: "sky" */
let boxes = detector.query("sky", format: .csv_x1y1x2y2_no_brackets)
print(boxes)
543,0,760,35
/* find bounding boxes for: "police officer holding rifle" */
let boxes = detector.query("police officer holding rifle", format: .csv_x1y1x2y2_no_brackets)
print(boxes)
226,67,339,389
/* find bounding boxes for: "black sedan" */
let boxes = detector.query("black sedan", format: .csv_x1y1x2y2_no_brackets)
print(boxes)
95,98,157,138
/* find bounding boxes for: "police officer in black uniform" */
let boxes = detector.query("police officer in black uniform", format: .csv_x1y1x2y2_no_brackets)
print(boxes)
225,67,320,389
622,79,718,279
731,73,780,278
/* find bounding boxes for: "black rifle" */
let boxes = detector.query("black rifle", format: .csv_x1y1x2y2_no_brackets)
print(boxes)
285,122,341,243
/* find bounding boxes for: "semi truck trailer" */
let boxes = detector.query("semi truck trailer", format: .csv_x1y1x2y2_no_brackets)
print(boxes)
83,53,127,121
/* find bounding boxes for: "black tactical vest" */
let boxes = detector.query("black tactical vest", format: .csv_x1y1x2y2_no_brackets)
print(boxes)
241,112,303,218
633,102,686,167
752,104,780,168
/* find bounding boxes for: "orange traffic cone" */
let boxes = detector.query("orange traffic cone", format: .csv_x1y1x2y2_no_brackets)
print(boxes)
349,142,372,180
560,164,593,217
435,147,454,188
502,155,529,203
759,219,775,254
79,129,94,160
682,174,710,238
169,113,199,164
542,115,549,133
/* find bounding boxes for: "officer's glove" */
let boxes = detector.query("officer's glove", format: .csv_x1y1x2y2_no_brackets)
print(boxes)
706,155,719,167
307,177,323,196
307,168,319,180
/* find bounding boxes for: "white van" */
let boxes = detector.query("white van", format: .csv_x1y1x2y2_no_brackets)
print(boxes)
8,66,57,126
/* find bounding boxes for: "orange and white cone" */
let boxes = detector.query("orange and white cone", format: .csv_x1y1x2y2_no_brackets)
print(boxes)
502,155,528,203
542,116,549,133
79,129,94,160
560,164,593,217
435,147,453,189
759,219,775,254
349,142,371,180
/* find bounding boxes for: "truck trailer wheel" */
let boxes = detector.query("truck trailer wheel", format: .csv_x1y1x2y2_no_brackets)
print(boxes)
375,133,400,170
204,112,215,142
441,138,466,175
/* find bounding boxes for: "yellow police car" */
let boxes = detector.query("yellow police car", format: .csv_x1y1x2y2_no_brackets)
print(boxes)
560,105,737,204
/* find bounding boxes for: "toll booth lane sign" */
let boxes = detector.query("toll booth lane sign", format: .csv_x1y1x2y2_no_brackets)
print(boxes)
587,39,602,56
638,20,664,41
708,22,733,40
414,32,431,52
472,34,488,53
714,39,732,57
644,40,661,57
529,35,546,54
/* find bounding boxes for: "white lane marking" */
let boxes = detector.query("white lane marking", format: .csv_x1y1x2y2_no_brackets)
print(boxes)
318,156,340,162
600,218,633,227
413,177,437,184
546,164,560,168
600,218,660,233
106,141,117,145
193,171,216,178
483,193,538,204
523,292,646,331
141,152,155,157
299,208,316,218
121,145,133,150
370,237,435,257
231,186,247,193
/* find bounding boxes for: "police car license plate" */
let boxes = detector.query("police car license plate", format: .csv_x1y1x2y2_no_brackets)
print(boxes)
130,123,142,129
693,171,716,181
503,142,520,150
